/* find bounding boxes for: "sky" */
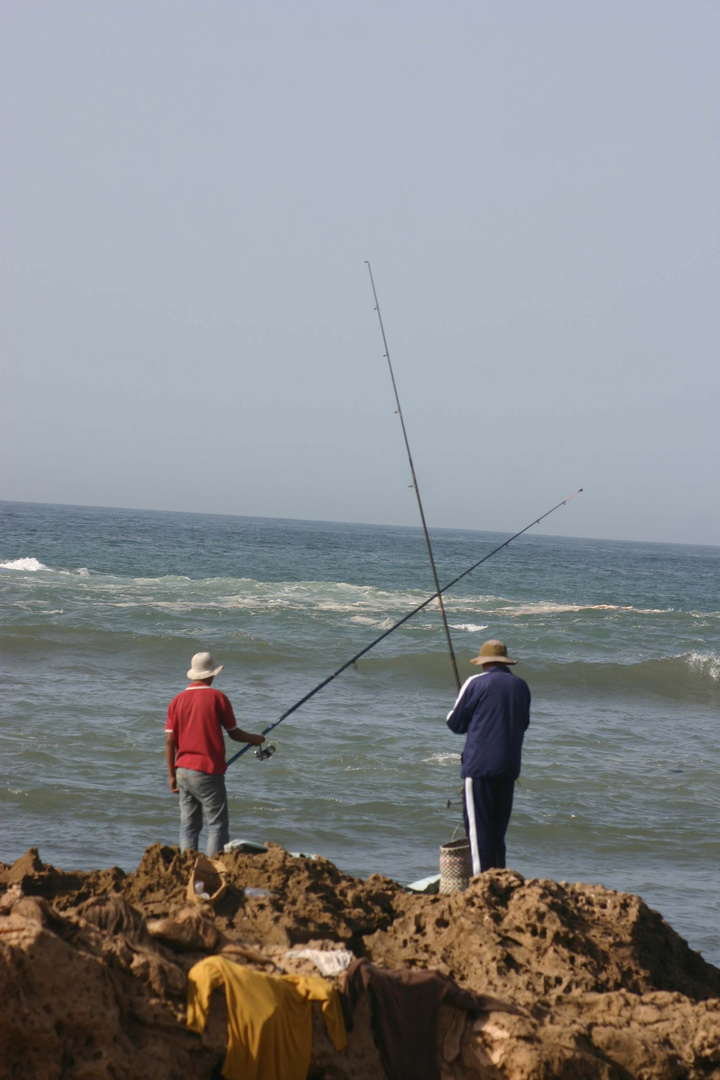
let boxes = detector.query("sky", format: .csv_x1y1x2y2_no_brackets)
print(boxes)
2,0,719,545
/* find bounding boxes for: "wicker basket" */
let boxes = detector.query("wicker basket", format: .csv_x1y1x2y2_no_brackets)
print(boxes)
439,828,472,894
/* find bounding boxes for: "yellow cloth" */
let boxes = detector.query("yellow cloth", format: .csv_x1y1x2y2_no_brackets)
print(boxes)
187,955,346,1080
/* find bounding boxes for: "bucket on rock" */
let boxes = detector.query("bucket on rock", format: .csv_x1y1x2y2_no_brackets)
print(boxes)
439,827,472,894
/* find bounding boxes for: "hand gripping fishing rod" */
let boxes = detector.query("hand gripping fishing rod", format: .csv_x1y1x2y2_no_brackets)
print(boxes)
366,261,461,692
227,489,582,766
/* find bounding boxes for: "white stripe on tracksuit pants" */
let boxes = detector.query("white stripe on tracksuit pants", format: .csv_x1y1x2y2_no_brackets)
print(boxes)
464,776,482,875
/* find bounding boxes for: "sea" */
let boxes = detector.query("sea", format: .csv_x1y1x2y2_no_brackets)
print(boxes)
1,500,719,965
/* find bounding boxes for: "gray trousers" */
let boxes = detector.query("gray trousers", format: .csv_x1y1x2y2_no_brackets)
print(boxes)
176,767,229,855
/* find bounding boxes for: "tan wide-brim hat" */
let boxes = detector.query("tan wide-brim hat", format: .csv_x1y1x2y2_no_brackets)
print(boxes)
470,639,518,666
187,651,224,680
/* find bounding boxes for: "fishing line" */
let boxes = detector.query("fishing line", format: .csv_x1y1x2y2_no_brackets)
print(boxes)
228,489,582,766
366,261,461,691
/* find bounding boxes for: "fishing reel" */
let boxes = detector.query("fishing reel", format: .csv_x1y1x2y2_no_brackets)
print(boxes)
255,740,277,761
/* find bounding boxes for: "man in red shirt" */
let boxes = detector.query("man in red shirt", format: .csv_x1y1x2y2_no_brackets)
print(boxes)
166,651,265,854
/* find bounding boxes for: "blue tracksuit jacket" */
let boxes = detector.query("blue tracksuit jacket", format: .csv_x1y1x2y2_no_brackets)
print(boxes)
446,666,531,779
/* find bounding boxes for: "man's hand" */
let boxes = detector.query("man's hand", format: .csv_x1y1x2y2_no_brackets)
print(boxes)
249,732,265,747
169,773,178,794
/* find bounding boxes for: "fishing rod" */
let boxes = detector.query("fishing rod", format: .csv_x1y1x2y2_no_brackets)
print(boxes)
366,262,461,692
228,488,582,766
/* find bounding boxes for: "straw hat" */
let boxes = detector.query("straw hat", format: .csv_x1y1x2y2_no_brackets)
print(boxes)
187,652,224,680
470,639,518,666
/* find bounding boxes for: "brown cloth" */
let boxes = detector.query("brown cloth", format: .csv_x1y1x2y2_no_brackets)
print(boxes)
341,958,521,1080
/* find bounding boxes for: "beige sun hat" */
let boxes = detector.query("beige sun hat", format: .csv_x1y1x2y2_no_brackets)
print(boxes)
187,651,224,680
470,639,518,666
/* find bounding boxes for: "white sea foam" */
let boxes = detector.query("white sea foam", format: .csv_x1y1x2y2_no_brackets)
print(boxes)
422,752,461,765
0,557,48,572
349,615,389,627
315,602,361,613
449,623,488,633
684,651,720,681
75,575,497,622
499,601,674,617
589,604,673,615
0,558,101,577
499,601,585,615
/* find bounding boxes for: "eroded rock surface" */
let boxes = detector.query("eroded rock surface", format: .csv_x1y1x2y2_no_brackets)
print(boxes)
1,845,718,1079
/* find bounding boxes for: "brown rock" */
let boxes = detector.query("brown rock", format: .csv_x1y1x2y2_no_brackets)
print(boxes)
147,907,221,952
1,848,719,1080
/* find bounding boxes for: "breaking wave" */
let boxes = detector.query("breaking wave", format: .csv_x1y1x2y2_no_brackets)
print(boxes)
0,558,94,577
529,652,720,703
353,650,720,703
0,557,48,572
685,651,720,681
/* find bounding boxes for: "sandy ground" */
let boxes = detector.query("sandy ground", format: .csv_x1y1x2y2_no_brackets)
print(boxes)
1,843,719,1079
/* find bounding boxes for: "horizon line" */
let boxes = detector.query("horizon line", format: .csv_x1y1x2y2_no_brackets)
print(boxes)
2,496,718,552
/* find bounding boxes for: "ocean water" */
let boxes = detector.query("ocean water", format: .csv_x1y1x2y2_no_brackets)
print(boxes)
1,500,719,965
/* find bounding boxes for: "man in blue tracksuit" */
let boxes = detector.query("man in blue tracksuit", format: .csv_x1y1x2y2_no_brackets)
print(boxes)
446,639,530,875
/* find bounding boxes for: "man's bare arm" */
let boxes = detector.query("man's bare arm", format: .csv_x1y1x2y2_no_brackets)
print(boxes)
228,729,265,747
166,733,178,793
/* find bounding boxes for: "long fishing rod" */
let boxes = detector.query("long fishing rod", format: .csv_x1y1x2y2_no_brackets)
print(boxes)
228,489,582,766
366,261,461,692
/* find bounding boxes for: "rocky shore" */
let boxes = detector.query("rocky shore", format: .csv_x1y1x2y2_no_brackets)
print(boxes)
1,843,719,1079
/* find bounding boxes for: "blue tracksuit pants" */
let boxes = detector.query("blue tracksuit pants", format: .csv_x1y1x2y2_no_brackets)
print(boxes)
463,776,515,874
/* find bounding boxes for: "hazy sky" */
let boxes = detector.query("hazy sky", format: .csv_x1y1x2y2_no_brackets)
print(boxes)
3,1,719,545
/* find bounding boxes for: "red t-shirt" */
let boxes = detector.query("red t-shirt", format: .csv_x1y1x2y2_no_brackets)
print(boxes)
165,685,238,775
